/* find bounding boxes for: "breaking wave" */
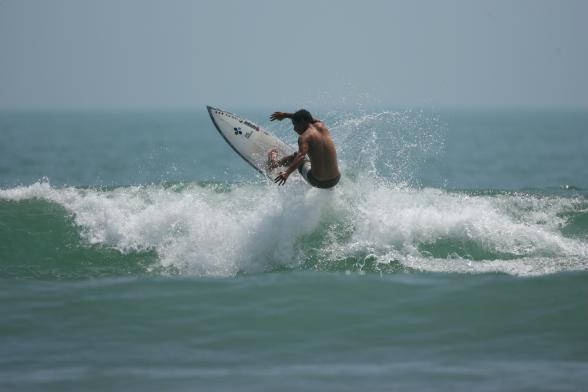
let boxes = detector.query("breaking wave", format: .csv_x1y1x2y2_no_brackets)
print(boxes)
1,178,587,278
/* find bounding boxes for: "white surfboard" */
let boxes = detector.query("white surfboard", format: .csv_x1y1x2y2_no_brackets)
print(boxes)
207,106,301,180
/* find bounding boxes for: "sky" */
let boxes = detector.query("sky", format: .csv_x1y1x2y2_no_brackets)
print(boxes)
0,0,587,110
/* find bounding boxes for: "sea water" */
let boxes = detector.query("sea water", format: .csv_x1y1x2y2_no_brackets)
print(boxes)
1,108,587,391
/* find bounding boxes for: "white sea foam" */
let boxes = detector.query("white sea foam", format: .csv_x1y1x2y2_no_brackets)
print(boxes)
0,179,335,276
1,178,586,277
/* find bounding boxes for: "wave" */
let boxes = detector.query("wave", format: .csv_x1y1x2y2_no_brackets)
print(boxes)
1,178,587,278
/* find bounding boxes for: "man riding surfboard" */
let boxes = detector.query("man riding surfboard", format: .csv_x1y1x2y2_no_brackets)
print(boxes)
268,109,341,189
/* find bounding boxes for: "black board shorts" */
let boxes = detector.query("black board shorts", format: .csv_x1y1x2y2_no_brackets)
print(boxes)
298,161,340,189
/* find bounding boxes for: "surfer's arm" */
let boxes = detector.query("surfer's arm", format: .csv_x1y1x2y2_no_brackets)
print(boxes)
277,152,297,167
287,138,310,175
274,138,309,185
270,112,293,121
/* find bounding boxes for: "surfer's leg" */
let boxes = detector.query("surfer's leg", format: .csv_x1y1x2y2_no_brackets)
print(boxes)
266,149,279,169
298,161,312,182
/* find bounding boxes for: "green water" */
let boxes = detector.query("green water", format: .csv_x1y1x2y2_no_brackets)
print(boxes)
1,273,587,391
1,108,587,390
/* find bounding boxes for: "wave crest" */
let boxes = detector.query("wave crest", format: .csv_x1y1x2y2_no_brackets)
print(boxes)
1,179,587,278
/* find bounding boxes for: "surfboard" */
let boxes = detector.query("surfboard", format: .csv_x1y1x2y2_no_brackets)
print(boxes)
207,106,299,180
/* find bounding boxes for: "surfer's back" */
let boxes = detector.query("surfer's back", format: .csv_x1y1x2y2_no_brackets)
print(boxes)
301,122,340,181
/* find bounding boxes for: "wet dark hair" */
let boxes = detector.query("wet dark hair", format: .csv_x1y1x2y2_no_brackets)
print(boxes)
291,109,314,124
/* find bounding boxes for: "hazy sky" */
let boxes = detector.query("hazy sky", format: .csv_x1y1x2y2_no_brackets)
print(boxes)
1,0,587,110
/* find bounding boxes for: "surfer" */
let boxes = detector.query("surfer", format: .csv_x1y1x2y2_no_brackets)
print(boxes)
268,109,341,189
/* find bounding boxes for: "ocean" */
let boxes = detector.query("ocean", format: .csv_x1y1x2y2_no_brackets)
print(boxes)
1,107,587,391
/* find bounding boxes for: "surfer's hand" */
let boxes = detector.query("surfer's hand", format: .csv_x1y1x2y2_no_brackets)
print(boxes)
270,112,290,121
274,171,289,186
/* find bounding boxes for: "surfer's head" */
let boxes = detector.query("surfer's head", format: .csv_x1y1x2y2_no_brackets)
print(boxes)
291,109,314,134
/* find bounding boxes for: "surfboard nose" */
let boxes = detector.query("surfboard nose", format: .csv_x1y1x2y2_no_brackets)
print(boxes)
207,106,222,122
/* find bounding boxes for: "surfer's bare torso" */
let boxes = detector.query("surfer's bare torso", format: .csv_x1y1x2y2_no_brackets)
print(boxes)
297,121,340,181
269,109,340,188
